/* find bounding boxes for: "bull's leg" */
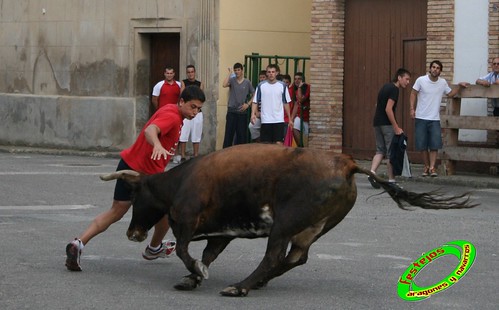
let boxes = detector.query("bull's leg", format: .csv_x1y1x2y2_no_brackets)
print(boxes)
172,226,208,286
254,243,311,288
220,237,291,297
174,238,233,291
253,217,331,290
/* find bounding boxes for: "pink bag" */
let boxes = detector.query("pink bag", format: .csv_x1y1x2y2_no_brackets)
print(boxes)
284,128,294,147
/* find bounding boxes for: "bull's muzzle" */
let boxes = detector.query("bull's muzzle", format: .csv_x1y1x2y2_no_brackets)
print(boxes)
126,227,148,242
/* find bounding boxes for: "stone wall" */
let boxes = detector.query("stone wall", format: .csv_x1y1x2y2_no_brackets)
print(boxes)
0,94,137,150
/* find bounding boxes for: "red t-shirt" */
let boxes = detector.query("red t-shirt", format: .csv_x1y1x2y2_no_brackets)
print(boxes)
158,81,181,108
121,104,183,174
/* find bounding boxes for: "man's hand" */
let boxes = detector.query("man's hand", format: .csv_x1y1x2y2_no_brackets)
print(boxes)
151,145,174,160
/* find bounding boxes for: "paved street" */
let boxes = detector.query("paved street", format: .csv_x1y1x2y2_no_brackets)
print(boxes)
0,152,498,309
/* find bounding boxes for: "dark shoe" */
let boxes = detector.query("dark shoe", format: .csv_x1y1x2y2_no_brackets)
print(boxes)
368,175,381,189
65,239,82,271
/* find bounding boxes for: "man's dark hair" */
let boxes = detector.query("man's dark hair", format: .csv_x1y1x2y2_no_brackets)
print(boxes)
164,65,175,72
186,64,196,71
233,63,243,70
429,60,443,71
181,85,205,103
259,70,267,76
392,68,411,82
295,72,305,82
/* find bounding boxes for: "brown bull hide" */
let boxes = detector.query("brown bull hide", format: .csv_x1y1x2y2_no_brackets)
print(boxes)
100,144,477,297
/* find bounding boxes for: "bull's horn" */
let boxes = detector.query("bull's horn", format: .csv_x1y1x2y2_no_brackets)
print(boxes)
100,169,140,181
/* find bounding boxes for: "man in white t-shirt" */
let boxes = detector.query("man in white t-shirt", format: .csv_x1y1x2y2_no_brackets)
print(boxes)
410,60,468,177
251,64,293,144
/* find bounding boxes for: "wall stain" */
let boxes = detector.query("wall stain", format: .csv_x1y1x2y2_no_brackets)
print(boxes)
8,49,129,97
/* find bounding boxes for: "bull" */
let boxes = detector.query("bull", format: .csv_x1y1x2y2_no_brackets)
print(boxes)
100,143,476,297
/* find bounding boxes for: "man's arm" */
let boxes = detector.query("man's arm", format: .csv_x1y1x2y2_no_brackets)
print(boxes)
222,68,232,88
447,82,469,98
385,99,402,135
144,124,173,160
151,96,159,110
409,89,418,119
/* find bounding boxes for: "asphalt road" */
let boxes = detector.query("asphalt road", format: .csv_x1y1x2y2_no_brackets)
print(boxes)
0,152,497,309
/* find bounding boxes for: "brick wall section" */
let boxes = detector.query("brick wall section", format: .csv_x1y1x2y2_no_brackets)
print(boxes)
308,0,345,152
488,1,499,61
487,1,499,143
426,0,455,82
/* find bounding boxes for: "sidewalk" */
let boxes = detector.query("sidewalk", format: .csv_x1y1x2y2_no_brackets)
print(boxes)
356,160,499,190
1,145,498,190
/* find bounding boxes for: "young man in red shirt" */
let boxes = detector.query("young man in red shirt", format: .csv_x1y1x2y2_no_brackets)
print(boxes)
151,66,182,110
65,85,205,271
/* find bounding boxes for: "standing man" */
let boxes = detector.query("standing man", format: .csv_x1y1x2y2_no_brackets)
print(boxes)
65,86,206,271
151,66,182,110
251,64,293,144
290,72,311,147
368,68,411,188
248,70,267,142
410,60,468,177
476,56,499,116
222,63,254,148
179,65,204,160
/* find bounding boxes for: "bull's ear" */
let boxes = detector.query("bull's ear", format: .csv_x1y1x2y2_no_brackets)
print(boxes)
100,170,142,185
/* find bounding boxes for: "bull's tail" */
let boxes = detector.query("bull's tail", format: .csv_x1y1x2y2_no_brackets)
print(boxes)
353,166,478,210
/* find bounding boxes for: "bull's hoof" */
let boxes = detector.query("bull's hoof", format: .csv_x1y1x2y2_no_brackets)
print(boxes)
194,260,209,279
219,286,248,297
174,275,202,291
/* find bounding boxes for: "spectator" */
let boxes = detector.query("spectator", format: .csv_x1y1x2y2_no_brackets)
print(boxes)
179,65,205,161
476,56,499,116
222,63,255,148
251,64,293,144
368,68,411,188
410,60,469,177
248,70,267,142
65,86,206,272
151,66,181,110
281,74,294,137
290,72,310,147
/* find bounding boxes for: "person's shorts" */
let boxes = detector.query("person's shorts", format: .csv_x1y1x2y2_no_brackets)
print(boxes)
374,125,394,157
180,112,203,143
415,118,442,151
249,117,261,140
113,159,134,201
293,117,309,134
260,123,286,143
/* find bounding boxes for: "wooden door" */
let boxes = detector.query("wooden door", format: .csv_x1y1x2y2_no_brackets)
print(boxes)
343,0,427,161
149,33,180,115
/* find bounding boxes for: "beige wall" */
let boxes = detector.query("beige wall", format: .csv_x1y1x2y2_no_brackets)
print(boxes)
217,0,312,149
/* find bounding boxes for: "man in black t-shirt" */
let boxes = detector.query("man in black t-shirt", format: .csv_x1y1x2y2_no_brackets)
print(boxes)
368,68,411,188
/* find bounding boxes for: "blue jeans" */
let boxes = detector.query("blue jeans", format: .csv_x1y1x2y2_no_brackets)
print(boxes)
415,119,442,151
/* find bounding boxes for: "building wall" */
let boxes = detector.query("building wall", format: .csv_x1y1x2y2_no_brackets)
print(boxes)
309,0,344,152
0,0,218,151
309,0,497,152
217,0,312,149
